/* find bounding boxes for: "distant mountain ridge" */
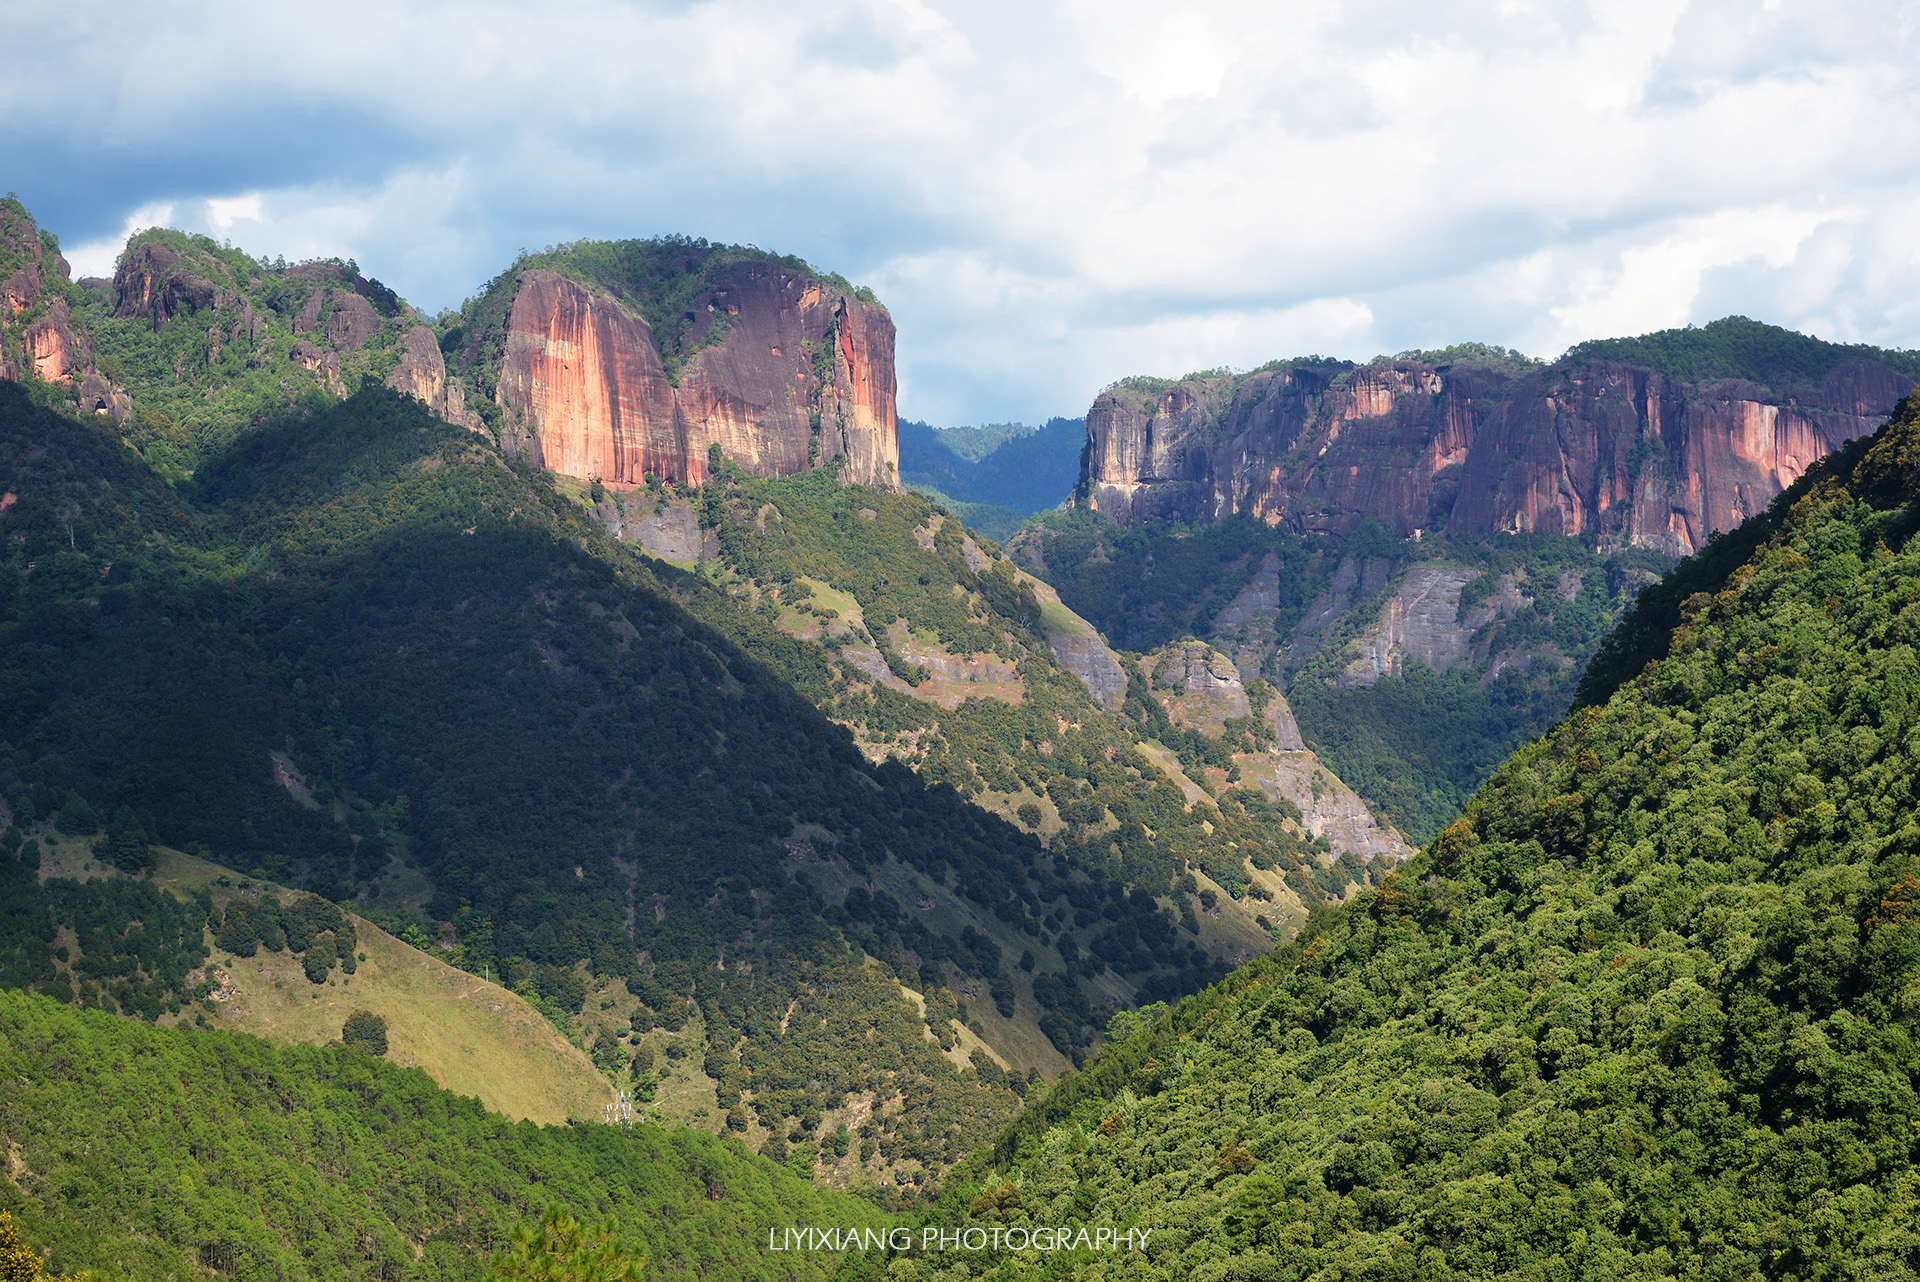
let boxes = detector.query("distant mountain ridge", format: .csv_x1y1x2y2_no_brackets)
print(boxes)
0,201,897,490
1078,318,1918,556
900,416,1085,515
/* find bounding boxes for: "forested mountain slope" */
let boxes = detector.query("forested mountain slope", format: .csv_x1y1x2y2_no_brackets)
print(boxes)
898,418,1085,538
0,990,883,1282
0,382,1036,1191
921,392,1920,1279
0,374,1398,1197
0,198,1414,1194
1015,513,1671,842
601,466,1409,1056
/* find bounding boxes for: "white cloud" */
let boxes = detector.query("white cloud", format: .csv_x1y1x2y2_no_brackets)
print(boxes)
206,194,263,232
10,0,1920,423
64,203,176,279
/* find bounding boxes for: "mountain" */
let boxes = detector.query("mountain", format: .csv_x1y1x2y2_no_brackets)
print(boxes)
0,198,1400,1196
1015,322,1918,844
0,271,1402,1206
0,374,1039,1193
899,417,1086,522
1079,325,1918,555
0,200,896,491
924,384,1920,1280
603,462,1413,1041
444,239,898,489
1012,512,1672,843
0,989,883,1282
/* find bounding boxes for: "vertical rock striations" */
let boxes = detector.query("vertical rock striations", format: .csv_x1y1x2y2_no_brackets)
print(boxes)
484,255,898,490
1081,326,1916,555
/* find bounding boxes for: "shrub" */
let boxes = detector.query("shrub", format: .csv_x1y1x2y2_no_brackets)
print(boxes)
342,1009,388,1055
303,948,332,985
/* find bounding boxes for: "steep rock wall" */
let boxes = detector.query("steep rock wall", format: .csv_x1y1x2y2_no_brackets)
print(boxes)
1083,354,1911,555
494,264,899,489
0,204,128,420
385,325,482,431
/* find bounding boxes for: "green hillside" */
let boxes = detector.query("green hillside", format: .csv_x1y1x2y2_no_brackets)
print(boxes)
0,989,883,1282
897,417,1086,522
1566,314,1920,394
0,381,1038,1189
920,393,1920,1278
671,466,1402,1009
1017,512,1668,842
1,370,1367,1196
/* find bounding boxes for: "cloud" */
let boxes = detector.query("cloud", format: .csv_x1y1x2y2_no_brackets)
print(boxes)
65,203,177,280
8,0,1920,424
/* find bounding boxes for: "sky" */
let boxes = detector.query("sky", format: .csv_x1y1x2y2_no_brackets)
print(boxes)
6,0,1920,426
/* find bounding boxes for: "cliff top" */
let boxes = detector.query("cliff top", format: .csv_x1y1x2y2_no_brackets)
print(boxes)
1564,313,1920,394
447,234,885,388
1096,319,1920,407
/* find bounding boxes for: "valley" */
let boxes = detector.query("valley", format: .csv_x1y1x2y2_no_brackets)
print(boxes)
4,189,1920,1281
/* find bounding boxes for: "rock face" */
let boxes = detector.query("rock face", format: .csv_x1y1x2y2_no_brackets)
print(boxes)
1018,570,1128,707
0,203,129,420
384,325,482,430
1331,564,1539,690
1142,640,1414,862
1081,341,1914,555
491,262,898,489
113,241,219,328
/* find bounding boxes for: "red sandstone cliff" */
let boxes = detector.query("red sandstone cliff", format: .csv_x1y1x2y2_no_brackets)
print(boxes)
1082,345,1912,555
490,262,898,489
0,202,129,421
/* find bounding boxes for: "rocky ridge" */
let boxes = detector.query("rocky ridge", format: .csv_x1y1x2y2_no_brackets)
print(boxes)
454,247,898,491
0,206,895,501
1082,327,1916,555
1139,639,1413,864
0,201,129,421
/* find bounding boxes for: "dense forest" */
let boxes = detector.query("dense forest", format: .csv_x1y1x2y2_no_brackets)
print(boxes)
897,418,1085,538
1565,314,1920,393
0,371,1357,1191
915,391,1920,1279
0,990,883,1282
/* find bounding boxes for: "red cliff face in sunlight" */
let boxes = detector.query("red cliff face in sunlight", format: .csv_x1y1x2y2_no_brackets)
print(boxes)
494,263,898,489
1082,354,1912,555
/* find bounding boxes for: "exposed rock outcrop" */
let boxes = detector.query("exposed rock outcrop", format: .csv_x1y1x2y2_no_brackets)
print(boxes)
1019,570,1127,707
607,497,705,561
490,262,898,489
1081,338,1914,555
326,292,381,353
384,325,482,429
1238,751,1415,862
1331,565,1537,689
1142,639,1413,862
1146,640,1251,730
112,241,217,327
0,204,130,420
